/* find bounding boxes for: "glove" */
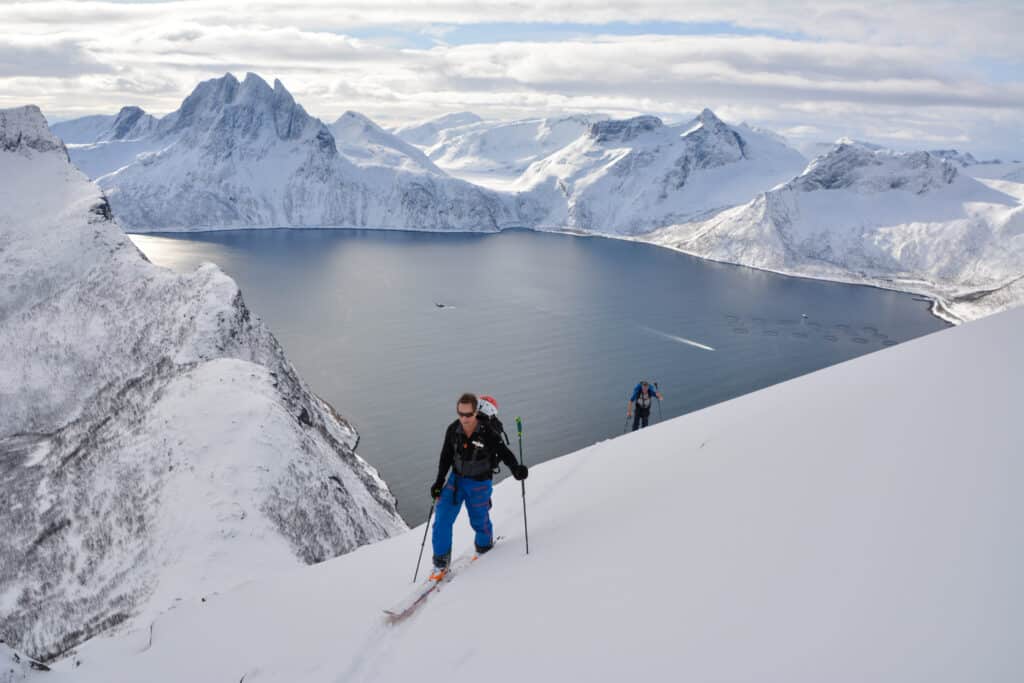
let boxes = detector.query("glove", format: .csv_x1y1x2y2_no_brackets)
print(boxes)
511,464,529,481
430,480,444,499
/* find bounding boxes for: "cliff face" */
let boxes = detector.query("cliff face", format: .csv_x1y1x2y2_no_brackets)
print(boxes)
0,105,406,662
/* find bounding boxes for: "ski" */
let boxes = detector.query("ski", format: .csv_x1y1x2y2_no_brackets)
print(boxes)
383,537,502,625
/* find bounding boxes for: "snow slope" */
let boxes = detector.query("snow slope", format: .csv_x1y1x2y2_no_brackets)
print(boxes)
51,107,164,179
647,142,1024,322
419,114,605,189
0,106,405,662
328,111,443,175
29,294,1023,683
515,109,808,234
391,111,483,147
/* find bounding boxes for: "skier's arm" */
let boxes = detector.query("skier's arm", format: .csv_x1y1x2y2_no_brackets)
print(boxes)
496,437,520,470
435,424,454,485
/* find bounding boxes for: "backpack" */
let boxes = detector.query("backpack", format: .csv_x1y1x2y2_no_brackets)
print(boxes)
476,395,512,474
634,383,653,411
476,395,510,445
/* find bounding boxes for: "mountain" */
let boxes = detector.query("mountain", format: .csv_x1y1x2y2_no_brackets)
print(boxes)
928,148,981,167
30,302,1024,683
0,105,406,662
86,74,521,231
391,111,483,147
648,142,1024,321
51,106,158,145
514,109,808,234
420,114,606,184
328,110,443,174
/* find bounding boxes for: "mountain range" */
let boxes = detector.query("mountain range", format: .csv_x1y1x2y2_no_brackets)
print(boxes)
47,72,1024,320
649,141,1024,321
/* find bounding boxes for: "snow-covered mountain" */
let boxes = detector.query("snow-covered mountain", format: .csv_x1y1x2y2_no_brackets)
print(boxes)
51,106,158,145
0,106,406,662
648,141,1024,321
25,298,1024,683
514,109,808,234
328,111,443,174
60,74,523,231
419,114,606,187
391,111,483,147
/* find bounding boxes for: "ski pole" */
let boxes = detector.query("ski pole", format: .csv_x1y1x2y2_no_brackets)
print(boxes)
655,381,663,421
515,416,530,555
623,414,630,433
413,498,436,582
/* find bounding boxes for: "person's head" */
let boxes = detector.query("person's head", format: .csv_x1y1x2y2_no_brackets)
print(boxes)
456,393,479,431
640,380,650,393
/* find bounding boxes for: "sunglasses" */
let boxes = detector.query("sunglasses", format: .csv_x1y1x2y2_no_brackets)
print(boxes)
457,410,476,418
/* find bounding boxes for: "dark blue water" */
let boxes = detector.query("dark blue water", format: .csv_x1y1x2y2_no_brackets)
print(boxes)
130,228,948,524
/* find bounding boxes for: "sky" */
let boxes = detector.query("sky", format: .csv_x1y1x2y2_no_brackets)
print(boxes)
2,0,1023,158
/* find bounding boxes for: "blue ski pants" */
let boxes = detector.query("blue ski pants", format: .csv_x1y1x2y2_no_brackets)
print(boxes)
432,473,493,558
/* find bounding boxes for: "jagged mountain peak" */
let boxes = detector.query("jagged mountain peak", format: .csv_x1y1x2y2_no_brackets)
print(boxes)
335,110,379,130
678,108,748,167
696,107,725,127
156,72,320,145
0,105,66,156
794,143,958,194
109,105,155,140
588,115,663,143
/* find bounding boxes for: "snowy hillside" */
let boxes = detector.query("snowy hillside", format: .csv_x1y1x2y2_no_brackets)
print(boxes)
647,142,1024,321
515,109,807,234
391,111,483,147
62,74,523,231
328,111,443,175
0,106,405,663
27,298,1023,683
418,114,605,189
51,107,163,179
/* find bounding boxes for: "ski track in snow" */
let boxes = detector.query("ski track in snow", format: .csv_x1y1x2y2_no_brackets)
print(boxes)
640,325,716,351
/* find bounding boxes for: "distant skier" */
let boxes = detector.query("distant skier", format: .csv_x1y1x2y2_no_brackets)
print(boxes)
627,380,663,431
429,393,528,579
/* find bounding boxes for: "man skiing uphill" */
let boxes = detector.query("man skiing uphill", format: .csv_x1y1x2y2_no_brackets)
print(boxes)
429,393,528,580
627,380,663,431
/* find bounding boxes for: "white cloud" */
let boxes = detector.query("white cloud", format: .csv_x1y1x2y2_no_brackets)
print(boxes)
1,1,1021,157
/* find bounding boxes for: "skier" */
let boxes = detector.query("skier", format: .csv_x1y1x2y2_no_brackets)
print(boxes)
429,393,528,579
627,380,663,431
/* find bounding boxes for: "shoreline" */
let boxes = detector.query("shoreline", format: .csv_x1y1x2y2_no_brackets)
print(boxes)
126,221,1011,326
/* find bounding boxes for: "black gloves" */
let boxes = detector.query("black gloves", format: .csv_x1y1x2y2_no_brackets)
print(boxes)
430,480,444,499
511,464,529,481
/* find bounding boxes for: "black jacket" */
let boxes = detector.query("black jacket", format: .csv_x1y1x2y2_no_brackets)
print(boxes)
435,419,520,483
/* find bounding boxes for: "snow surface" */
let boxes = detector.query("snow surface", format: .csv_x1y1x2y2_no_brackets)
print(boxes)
390,111,483,147
0,106,405,661
25,300,1024,683
419,114,605,187
648,142,1024,322
328,111,443,175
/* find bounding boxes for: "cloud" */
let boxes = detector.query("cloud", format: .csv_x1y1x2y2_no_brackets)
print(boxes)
1,1,1021,158
0,39,114,77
